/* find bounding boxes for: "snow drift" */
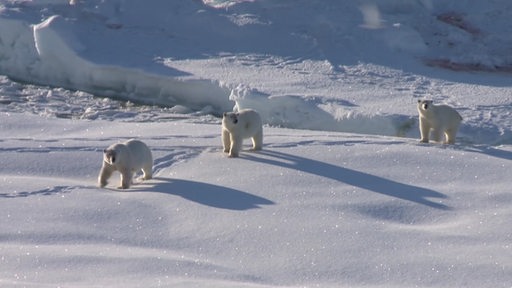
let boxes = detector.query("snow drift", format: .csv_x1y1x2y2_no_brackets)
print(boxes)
1,0,511,144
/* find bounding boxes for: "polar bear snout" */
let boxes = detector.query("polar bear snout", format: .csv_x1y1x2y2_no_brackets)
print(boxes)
418,100,432,111
230,113,238,124
224,112,239,124
103,149,116,165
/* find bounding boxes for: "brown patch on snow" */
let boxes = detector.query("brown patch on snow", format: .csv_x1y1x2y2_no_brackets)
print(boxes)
437,12,480,36
425,59,512,73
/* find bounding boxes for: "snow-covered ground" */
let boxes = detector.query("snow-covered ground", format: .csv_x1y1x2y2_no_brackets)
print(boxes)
0,0,511,287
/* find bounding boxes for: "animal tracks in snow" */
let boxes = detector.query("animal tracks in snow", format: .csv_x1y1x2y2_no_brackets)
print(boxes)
0,182,85,198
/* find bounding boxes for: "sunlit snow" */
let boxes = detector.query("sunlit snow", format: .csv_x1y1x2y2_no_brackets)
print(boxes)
0,0,511,287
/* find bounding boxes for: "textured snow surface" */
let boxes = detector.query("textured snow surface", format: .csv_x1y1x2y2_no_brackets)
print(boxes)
0,0,511,287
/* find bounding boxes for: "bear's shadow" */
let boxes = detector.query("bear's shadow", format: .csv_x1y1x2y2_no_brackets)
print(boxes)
140,177,274,211
244,150,452,210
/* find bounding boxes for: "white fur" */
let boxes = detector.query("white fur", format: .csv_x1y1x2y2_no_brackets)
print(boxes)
417,100,462,144
222,109,263,157
98,139,153,189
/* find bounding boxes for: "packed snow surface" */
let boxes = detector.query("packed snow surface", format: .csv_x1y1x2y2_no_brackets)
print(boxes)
0,0,511,287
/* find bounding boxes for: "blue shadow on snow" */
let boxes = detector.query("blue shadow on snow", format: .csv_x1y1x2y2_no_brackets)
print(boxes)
245,150,451,210
149,177,275,211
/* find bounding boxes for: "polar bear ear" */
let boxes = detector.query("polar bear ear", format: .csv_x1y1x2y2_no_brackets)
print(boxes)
223,112,228,117
417,99,422,103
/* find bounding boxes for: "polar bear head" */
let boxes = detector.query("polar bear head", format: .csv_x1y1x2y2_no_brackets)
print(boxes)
103,148,117,165
417,99,433,112
103,144,130,167
222,112,239,130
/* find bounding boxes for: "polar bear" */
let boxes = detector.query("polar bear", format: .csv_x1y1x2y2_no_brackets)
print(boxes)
417,100,462,144
222,109,263,157
98,139,153,189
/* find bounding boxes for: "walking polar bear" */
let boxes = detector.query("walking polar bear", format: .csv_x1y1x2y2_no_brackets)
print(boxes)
98,139,153,189
417,100,462,144
222,109,263,157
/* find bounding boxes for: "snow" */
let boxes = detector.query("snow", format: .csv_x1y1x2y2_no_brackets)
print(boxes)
0,0,511,287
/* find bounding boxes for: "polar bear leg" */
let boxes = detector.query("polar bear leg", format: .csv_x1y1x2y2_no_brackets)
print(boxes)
119,168,133,189
419,118,430,143
229,135,243,158
98,164,114,187
251,128,263,151
430,129,443,143
444,128,458,144
222,129,231,153
141,163,153,180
